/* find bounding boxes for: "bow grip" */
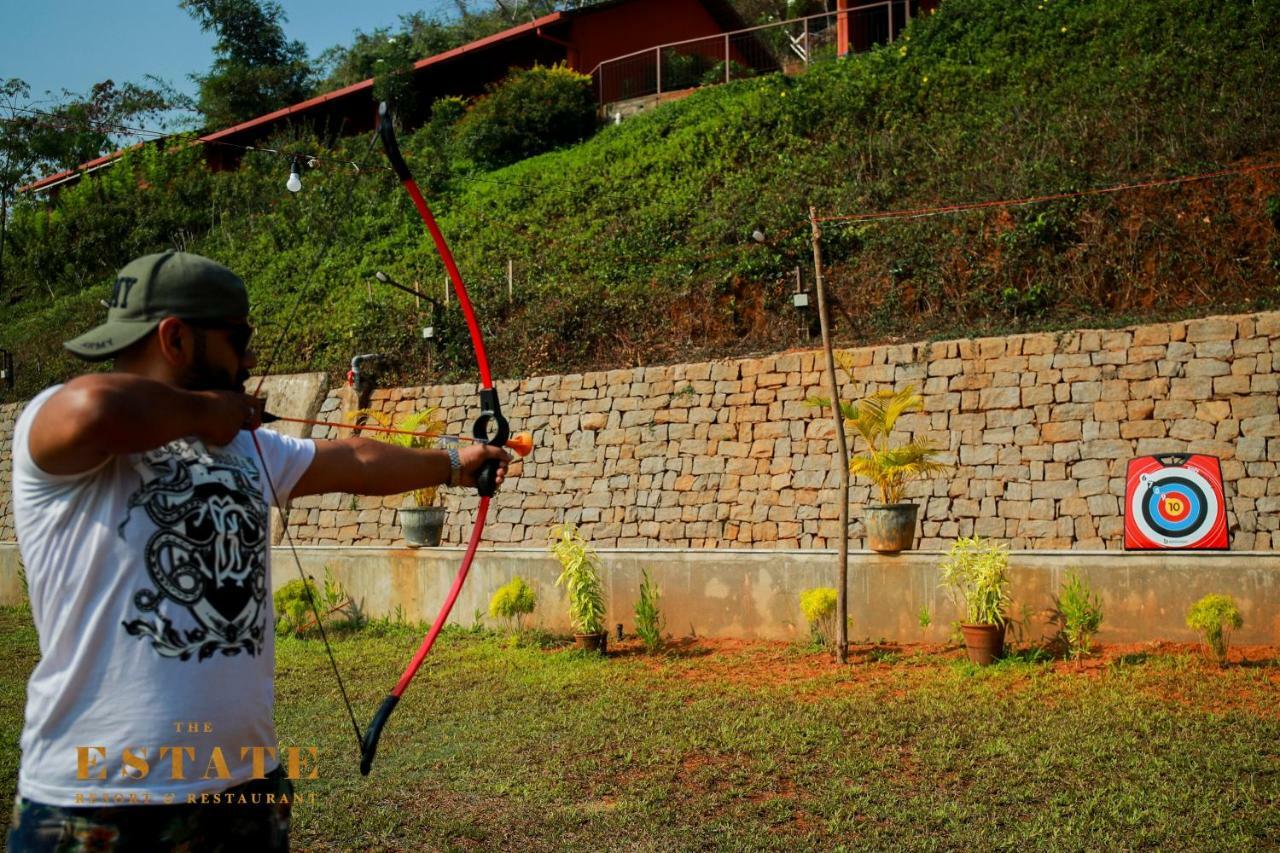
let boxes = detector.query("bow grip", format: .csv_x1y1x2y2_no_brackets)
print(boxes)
472,389,509,498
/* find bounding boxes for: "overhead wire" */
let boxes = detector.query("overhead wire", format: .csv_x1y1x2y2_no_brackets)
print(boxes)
10,106,1279,296
814,161,1280,224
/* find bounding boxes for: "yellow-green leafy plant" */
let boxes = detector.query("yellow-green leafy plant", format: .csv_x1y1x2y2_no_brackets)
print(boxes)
808,374,949,505
551,524,606,636
800,587,839,648
1058,571,1103,659
273,569,361,636
1186,594,1242,665
489,576,537,632
347,407,445,507
634,569,665,653
938,536,1010,626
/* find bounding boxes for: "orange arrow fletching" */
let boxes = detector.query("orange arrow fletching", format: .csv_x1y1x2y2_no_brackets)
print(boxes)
505,432,533,458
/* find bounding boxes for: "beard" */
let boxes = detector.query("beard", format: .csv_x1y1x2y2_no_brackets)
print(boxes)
182,360,249,392
180,332,249,392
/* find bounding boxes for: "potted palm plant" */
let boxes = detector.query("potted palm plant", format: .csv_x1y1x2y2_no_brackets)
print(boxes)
810,383,949,553
550,523,607,652
939,536,1011,665
347,406,447,547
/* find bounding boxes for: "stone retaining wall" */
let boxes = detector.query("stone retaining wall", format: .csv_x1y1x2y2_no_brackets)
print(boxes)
3,312,1278,551
0,402,19,543
285,312,1280,551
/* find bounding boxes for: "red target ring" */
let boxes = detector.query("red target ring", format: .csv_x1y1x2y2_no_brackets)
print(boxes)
1157,491,1191,523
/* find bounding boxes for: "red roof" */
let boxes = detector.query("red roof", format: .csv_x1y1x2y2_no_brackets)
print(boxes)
19,142,148,194
21,0,749,193
200,10,571,145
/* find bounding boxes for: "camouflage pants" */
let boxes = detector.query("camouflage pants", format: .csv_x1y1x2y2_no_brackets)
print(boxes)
6,768,293,852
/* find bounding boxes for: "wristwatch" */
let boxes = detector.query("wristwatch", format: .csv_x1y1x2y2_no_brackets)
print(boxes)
446,444,462,488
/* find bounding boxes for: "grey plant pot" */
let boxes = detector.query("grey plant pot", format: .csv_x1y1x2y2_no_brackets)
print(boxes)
863,503,920,553
399,506,446,548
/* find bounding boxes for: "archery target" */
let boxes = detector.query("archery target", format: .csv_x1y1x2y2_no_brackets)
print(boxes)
1124,455,1227,550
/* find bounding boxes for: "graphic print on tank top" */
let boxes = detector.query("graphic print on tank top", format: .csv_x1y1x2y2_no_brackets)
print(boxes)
120,439,268,661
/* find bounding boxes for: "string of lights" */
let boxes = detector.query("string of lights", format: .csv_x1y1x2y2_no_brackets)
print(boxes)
7,105,1277,287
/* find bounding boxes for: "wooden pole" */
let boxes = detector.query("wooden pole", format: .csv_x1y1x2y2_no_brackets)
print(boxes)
811,206,850,664
507,259,514,301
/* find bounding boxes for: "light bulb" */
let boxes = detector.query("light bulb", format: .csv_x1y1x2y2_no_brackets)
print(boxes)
286,171,302,193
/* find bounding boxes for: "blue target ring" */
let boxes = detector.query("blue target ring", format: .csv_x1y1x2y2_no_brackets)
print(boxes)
1141,477,1207,539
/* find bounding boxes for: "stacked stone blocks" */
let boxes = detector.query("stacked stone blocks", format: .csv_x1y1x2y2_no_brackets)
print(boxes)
1,313,1277,551
282,312,1280,551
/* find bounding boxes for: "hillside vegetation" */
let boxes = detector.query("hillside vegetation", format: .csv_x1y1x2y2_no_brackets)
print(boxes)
2,0,1279,398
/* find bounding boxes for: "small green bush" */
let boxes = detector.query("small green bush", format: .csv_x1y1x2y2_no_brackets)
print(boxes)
273,570,360,636
489,576,536,632
1058,571,1103,659
800,587,838,648
634,569,665,653
551,523,606,636
1186,594,1243,665
938,536,1010,626
452,64,597,170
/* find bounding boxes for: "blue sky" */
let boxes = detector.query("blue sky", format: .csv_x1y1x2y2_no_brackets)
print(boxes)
1,0,460,129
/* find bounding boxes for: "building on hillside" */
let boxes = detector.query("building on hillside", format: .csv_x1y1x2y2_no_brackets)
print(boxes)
590,0,940,115
21,0,755,195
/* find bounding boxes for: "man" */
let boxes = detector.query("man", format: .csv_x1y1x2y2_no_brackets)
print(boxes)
7,251,511,850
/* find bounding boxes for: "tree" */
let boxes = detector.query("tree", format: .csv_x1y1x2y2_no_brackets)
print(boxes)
181,0,313,128
0,77,181,293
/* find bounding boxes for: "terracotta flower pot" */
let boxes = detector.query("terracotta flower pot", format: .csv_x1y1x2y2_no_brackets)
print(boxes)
573,632,608,653
960,623,1006,666
863,503,920,553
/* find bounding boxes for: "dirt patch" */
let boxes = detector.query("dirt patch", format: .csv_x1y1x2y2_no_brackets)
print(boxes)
596,636,1280,702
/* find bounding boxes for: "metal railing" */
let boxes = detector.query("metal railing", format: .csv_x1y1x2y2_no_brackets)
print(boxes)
590,2,919,108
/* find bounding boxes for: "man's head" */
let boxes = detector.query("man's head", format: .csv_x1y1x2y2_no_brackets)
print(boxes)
65,251,256,391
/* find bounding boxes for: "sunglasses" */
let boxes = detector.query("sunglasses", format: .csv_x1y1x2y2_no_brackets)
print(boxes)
185,319,255,357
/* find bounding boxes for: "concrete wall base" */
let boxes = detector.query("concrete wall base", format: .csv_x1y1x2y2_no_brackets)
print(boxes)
3,544,1276,645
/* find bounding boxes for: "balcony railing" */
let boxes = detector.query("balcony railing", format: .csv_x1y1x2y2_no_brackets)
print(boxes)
590,2,919,108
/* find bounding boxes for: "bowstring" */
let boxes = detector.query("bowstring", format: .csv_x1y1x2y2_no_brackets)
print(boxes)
250,127,385,754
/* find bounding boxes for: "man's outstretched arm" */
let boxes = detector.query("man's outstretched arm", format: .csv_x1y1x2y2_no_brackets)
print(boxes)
291,438,512,499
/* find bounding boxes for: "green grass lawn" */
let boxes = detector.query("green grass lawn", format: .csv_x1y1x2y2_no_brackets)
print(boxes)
2,605,1278,850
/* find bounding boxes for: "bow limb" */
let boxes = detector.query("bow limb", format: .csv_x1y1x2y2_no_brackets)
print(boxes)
359,102,509,776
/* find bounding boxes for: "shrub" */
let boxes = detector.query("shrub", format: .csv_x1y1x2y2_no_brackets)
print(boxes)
489,576,536,632
1186,594,1242,665
800,587,838,648
634,569,665,653
1058,571,1103,659
273,570,361,636
452,64,597,170
551,523,606,635
345,407,445,507
938,536,1010,626
807,382,949,505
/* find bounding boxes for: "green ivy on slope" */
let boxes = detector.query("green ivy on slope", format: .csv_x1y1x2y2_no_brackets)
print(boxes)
2,0,1279,399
